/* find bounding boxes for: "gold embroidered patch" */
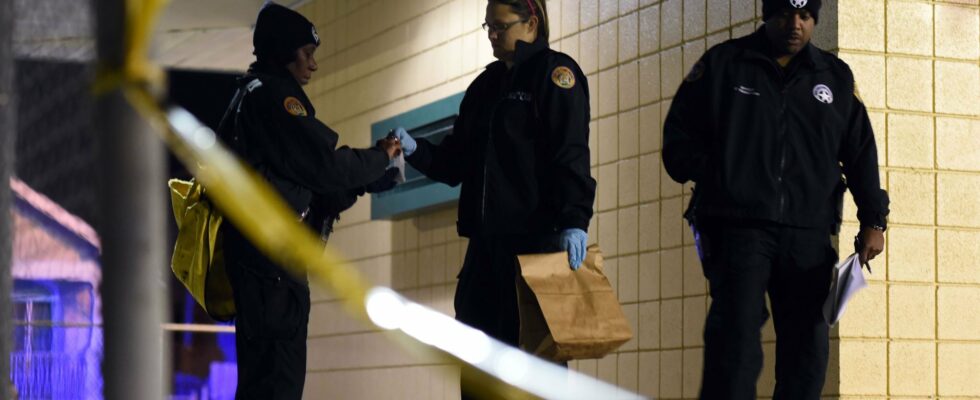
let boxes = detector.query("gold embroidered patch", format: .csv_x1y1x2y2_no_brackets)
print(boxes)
685,61,705,82
283,96,307,116
551,66,576,89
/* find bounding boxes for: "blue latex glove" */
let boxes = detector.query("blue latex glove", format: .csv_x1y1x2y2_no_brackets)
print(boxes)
560,228,588,270
392,127,416,156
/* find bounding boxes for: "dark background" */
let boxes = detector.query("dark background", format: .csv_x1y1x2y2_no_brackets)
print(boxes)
14,59,242,381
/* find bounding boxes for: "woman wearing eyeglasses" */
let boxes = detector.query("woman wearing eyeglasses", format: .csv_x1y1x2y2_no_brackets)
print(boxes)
393,0,595,395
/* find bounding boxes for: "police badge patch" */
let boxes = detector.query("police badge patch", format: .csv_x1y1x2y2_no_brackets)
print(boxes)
551,66,576,89
812,84,834,104
283,96,308,116
685,61,705,82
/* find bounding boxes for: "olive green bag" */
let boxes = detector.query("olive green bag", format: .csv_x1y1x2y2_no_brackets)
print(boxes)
169,178,235,321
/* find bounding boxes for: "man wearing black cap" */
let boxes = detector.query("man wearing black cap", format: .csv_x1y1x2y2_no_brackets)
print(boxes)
217,3,401,399
662,0,889,398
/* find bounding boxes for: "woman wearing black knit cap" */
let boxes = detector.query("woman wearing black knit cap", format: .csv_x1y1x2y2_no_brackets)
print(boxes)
216,3,401,399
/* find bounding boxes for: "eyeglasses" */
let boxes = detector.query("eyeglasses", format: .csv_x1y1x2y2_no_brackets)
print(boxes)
481,19,527,34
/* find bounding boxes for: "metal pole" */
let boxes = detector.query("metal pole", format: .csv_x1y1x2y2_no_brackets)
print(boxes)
0,0,16,397
95,0,169,399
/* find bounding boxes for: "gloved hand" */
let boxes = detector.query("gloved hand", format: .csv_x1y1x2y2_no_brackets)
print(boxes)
376,137,401,160
560,228,588,270
365,167,400,193
392,127,416,156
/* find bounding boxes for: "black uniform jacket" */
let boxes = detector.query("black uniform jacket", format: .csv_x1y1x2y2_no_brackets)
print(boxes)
217,62,390,218
407,38,596,237
663,27,889,230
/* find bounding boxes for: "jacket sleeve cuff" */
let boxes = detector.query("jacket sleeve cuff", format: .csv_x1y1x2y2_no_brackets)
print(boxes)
858,216,887,231
857,209,888,231
856,190,890,231
558,215,591,232
404,139,427,166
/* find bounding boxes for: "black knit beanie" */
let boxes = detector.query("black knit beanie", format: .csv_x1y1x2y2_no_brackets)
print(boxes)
253,2,320,67
762,0,822,23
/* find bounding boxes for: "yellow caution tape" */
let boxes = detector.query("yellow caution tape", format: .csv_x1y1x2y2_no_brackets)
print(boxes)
92,0,168,95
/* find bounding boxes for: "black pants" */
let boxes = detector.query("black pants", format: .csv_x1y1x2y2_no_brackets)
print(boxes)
224,226,310,400
455,234,561,399
697,220,836,400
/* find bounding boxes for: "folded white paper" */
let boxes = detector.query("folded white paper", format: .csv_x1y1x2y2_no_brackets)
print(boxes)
823,253,868,326
391,153,406,183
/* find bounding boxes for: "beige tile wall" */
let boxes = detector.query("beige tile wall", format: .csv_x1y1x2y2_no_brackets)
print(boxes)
296,0,980,398
835,0,980,398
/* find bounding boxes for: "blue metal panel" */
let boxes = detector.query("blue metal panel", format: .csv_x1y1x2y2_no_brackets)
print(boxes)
371,93,465,220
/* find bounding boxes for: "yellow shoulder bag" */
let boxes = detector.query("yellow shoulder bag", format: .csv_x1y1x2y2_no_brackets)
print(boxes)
168,178,236,321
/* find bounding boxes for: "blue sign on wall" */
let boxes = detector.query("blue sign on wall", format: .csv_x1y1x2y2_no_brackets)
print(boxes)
371,93,464,219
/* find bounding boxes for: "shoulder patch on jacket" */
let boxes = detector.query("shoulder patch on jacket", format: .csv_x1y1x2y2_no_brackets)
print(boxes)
551,66,576,89
685,60,705,82
283,96,307,116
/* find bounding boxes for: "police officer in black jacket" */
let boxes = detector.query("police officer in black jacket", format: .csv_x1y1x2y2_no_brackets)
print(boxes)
663,0,889,398
393,0,595,397
216,3,400,399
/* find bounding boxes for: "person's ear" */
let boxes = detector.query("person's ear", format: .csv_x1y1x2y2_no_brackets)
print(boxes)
526,15,539,36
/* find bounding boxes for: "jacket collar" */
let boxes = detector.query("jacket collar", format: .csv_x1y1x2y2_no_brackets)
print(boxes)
513,37,549,66
247,60,295,80
739,26,828,71
485,37,550,71
243,60,315,114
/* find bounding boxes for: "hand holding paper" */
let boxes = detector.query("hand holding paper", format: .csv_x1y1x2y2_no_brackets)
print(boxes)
377,136,402,159
391,127,416,156
856,227,884,265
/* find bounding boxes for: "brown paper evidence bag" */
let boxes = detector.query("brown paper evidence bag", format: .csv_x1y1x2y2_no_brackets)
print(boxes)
516,245,633,362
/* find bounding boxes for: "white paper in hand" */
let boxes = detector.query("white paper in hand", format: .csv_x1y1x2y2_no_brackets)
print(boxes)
823,253,868,326
390,153,406,183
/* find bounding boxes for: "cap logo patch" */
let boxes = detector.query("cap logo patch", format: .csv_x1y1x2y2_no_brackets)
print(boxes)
551,66,576,89
790,0,808,8
284,96,308,116
813,84,833,104
311,26,320,45
685,61,705,82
